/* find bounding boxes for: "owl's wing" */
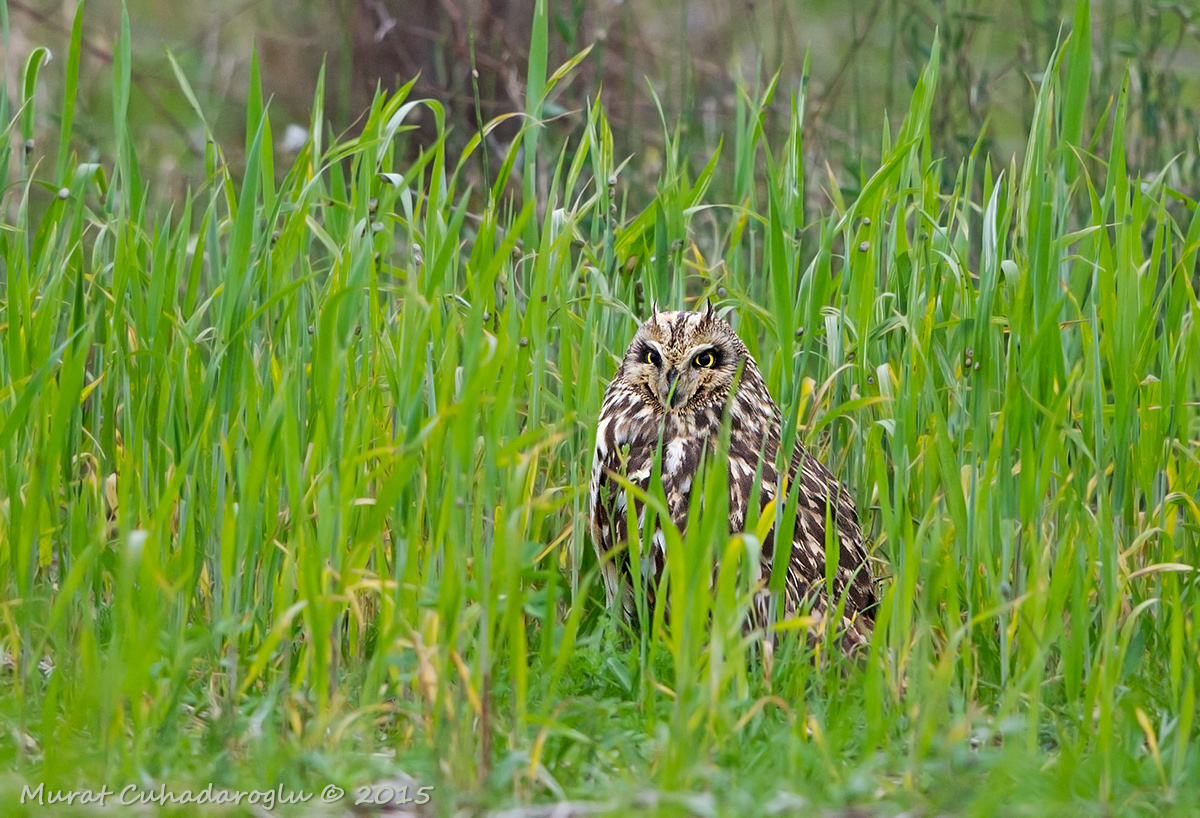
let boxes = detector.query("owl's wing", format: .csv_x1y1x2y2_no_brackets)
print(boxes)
775,438,877,646
589,383,660,621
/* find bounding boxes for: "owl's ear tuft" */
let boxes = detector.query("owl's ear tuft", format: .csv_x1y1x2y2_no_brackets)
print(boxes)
650,299,660,320
703,298,715,321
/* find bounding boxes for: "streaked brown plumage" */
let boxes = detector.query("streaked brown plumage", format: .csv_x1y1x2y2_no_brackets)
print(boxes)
588,303,876,648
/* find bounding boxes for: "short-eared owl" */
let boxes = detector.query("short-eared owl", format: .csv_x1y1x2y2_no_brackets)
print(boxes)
588,304,876,648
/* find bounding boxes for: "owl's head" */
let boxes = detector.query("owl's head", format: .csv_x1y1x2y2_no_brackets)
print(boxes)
621,302,751,413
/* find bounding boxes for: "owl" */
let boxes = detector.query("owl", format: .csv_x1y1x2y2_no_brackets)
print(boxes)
588,303,876,649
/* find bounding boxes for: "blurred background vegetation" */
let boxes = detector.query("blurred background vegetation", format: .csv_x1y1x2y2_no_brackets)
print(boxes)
6,0,1200,206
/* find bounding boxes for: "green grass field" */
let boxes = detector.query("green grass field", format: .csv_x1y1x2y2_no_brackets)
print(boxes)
2,1,1199,815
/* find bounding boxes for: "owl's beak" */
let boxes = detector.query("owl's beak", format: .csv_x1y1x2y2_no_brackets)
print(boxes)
664,368,682,408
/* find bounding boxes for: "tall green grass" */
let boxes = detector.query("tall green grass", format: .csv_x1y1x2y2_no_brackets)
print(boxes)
1,1,1198,814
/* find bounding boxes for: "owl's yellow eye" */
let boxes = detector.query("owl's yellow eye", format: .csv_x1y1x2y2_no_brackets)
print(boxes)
644,348,662,366
694,350,715,368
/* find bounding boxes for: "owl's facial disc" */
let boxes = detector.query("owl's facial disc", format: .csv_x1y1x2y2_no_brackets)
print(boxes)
627,310,741,413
